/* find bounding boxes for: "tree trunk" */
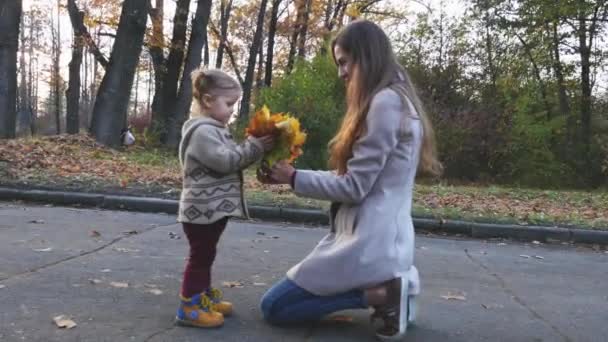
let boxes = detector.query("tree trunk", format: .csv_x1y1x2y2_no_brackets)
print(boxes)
255,39,264,98
53,0,62,135
286,0,305,73
265,0,282,86
551,21,570,119
90,0,150,147
67,0,85,134
18,15,29,135
149,0,166,136
0,0,22,139
147,56,152,116
215,0,233,69
239,0,269,122
133,63,140,119
166,0,213,148
158,0,191,143
578,5,593,175
297,0,312,58
204,32,210,66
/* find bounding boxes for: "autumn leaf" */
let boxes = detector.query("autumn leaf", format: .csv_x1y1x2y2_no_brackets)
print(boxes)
440,291,467,301
53,315,77,329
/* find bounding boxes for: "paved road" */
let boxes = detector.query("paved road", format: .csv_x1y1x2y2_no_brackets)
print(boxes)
0,202,606,342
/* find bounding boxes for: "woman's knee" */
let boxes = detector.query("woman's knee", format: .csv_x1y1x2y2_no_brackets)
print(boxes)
260,290,280,324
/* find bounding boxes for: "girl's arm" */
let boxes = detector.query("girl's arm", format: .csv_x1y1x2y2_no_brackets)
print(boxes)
187,126,265,174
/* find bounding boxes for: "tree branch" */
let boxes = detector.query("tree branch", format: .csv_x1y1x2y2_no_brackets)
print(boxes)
209,23,244,85
67,0,109,69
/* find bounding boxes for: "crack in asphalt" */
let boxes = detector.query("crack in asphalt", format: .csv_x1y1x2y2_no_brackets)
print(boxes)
463,248,572,342
0,222,177,282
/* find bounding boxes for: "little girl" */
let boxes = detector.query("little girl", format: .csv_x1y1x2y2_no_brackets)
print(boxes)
176,68,274,328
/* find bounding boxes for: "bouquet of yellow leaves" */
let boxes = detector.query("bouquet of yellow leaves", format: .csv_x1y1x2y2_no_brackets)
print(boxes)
245,105,307,167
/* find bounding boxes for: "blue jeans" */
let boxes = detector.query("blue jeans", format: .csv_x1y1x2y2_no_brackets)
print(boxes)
260,278,367,325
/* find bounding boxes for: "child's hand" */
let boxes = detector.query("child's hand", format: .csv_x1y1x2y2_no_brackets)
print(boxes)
257,135,275,152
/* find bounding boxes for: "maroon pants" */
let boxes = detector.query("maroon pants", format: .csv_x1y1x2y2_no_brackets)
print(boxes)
180,218,228,298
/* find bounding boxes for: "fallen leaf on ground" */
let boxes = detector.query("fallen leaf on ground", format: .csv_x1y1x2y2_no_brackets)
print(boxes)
88,279,102,285
532,240,541,245
123,230,138,235
222,281,244,288
112,247,140,253
100,269,111,273
29,219,45,224
533,255,545,260
34,247,53,252
441,292,466,301
53,315,77,329
519,255,531,259
257,232,266,236
481,303,504,309
146,289,163,295
271,236,280,239
89,230,101,238
110,282,129,288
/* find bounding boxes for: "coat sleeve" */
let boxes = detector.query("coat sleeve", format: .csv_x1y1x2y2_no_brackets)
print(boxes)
293,88,407,203
186,125,265,174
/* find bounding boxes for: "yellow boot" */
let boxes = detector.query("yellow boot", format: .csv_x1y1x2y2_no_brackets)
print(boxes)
176,293,224,328
207,288,233,317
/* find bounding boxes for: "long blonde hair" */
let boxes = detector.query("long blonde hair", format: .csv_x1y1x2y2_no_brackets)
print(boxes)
328,20,442,177
190,68,242,119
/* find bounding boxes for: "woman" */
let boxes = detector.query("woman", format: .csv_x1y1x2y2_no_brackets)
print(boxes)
258,20,442,340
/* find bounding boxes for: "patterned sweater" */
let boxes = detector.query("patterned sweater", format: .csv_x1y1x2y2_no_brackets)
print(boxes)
177,117,264,225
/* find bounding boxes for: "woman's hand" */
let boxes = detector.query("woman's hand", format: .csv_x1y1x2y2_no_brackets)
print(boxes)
256,160,295,185
270,160,296,185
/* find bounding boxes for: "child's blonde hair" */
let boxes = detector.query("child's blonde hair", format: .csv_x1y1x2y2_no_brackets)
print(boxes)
190,68,242,118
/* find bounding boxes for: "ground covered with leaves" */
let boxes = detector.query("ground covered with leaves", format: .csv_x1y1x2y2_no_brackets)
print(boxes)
1,134,606,229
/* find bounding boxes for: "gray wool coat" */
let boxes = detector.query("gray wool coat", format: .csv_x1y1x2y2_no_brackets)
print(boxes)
286,87,422,296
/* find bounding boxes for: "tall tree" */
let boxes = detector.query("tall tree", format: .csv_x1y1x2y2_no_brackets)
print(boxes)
52,0,62,134
239,0,269,122
155,0,190,143
0,0,22,139
264,0,282,86
216,0,234,68
166,0,213,147
286,0,306,73
66,0,85,134
90,0,150,146
570,0,608,171
17,13,29,135
148,0,166,137
297,0,312,58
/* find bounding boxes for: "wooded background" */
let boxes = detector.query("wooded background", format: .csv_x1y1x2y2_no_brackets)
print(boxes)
0,0,607,188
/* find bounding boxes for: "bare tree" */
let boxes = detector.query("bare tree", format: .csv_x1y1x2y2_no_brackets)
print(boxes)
66,0,85,134
215,0,234,68
90,0,150,147
166,0,214,147
0,0,23,139
239,0,269,122
265,0,282,86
